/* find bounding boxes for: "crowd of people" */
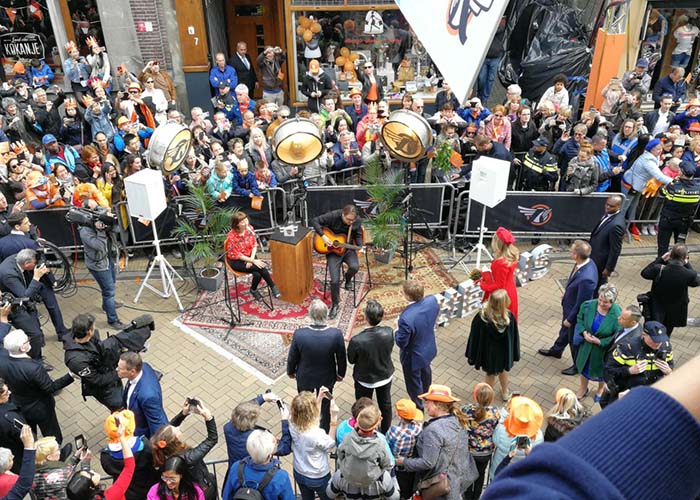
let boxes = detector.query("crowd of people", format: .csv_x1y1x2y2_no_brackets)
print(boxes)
0,11,697,499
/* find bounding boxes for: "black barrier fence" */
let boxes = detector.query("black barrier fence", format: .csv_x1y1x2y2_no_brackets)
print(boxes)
303,184,452,228
454,191,610,239
27,207,83,248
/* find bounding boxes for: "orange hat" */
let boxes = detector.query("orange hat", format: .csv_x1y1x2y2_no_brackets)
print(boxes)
309,59,320,74
688,122,700,132
127,81,141,91
117,116,129,127
26,171,47,189
395,398,424,421
349,87,362,97
104,410,136,444
419,384,460,403
12,62,24,74
503,396,543,439
688,98,700,109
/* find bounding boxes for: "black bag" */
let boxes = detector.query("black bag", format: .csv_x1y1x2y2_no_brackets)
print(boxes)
637,292,653,321
232,461,278,500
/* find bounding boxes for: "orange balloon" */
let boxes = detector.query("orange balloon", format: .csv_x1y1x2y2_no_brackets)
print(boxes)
311,22,321,34
296,26,305,36
299,17,311,28
343,19,356,32
349,53,359,62
335,56,347,67
343,61,355,72
340,47,350,57
303,30,313,42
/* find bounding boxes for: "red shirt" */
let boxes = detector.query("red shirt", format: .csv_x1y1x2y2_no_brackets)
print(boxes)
225,226,256,261
103,456,135,500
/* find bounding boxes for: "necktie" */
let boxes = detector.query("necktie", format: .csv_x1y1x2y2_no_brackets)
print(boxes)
123,381,131,405
241,54,249,70
568,264,578,282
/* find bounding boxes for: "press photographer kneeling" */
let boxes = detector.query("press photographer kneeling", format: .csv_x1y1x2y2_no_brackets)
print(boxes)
68,206,126,329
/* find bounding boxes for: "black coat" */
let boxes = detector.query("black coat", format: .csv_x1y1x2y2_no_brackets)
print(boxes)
0,357,72,426
0,400,26,473
286,325,347,392
63,334,121,399
589,212,625,274
229,53,257,95
347,325,394,384
641,258,700,327
168,412,218,500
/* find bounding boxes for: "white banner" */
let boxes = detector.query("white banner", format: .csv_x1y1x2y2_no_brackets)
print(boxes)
395,0,509,105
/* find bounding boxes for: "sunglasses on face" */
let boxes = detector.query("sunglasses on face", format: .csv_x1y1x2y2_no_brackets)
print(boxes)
129,90,139,95
146,80,154,84
364,65,373,69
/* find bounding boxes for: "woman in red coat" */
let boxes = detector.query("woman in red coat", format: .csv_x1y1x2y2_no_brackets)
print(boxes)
480,227,519,321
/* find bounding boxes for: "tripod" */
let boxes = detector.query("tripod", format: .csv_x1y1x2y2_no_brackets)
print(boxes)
134,220,184,311
448,201,493,274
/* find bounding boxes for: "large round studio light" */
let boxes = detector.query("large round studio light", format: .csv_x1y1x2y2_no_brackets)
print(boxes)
146,123,192,173
273,117,323,165
380,110,434,162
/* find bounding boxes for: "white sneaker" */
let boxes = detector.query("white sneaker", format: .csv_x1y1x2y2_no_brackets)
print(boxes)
641,225,649,235
649,225,657,236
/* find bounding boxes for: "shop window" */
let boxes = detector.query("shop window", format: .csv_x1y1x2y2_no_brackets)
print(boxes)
291,9,437,104
66,0,106,56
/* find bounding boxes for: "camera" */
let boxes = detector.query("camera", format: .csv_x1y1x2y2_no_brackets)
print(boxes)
66,207,117,230
186,397,201,413
1,291,33,312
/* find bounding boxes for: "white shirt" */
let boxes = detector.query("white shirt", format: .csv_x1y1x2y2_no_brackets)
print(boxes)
290,424,335,478
652,110,670,136
125,370,144,408
238,53,249,70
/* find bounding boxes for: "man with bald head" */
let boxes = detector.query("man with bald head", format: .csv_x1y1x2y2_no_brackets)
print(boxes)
209,52,238,96
229,41,257,94
589,195,625,290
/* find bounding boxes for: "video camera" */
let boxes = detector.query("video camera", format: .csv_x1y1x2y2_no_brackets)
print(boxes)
65,207,117,230
0,291,34,313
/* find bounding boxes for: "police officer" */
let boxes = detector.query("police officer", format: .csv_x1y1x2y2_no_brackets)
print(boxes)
657,160,700,257
603,321,673,403
520,136,558,191
63,313,123,412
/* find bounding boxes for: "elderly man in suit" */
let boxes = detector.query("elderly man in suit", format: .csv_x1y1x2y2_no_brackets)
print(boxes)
117,351,168,438
229,42,257,97
589,195,625,291
287,298,346,432
0,329,73,443
394,280,439,410
539,240,598,376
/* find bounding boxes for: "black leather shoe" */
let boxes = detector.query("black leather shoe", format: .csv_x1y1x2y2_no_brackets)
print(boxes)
561,365,578,376
329,304,339,319
537,348,562,359
108,320,128,330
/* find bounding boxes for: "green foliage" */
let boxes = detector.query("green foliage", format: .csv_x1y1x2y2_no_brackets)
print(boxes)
171,184,239,268
363,158,404,251
432,139,455,174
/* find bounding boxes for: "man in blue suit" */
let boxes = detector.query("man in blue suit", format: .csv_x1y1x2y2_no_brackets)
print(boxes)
394,280,439,409
0,212,37,262
117,352,167,438
538,240,598,375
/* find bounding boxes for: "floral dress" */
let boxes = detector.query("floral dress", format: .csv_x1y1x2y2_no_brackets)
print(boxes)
463,403,501,454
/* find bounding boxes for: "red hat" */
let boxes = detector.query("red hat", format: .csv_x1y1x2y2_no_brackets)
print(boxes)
495,227,515,245
688,122,700,132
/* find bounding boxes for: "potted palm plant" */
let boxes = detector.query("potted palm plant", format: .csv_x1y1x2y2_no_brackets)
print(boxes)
363,158,405,264
172,184,239,291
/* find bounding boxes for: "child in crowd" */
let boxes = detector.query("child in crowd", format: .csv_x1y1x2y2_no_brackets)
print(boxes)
254,159,277,189
327,405,398,500
232,159,260,198
386,399,423,500
206,160,233,202
463,383,501,500
566,143,599,195
538,73,569,112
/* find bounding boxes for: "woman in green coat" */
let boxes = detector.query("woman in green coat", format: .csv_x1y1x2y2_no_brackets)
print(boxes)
574,283,621,402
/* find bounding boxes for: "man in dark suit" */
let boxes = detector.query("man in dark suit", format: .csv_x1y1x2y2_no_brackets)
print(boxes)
394,280,439,410
589,195,625,291
229,41,257,98
641,244,700,337
117,352,168,438
643,95,675,135
287,298,346,432
0,377,27,473
0,329,73,443
0,212,37,261
539,240,598,375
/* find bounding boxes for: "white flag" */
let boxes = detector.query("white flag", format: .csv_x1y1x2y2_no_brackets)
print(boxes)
395,0,509,105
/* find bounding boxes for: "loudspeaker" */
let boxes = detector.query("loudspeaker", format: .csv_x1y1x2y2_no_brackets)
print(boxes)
123,169,167,220
469,157,510,208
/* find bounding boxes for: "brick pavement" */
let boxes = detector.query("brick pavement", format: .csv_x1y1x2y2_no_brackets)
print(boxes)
42,234,700,487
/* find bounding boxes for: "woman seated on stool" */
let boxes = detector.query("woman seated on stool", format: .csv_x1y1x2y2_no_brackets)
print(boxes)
225,212,281,301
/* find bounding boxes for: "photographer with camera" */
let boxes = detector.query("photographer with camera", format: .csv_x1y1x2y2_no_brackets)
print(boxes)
622,58,652,95
77,208,126,329
116,352,167,439
63,313,124,412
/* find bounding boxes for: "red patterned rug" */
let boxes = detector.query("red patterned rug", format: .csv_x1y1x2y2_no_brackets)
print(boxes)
176,260,368,382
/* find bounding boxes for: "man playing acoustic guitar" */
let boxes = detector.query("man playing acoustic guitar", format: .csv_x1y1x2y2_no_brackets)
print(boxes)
311,204,364,319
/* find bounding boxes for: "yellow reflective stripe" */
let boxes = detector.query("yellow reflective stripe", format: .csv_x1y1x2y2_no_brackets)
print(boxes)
613,353,636,366
523,158,544,173
665,194,700,203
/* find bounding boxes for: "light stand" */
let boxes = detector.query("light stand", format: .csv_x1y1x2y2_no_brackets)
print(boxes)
134,220,184,311
450,201,493,275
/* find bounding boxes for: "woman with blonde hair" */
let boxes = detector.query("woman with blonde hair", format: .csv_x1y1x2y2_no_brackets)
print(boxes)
32,436,90,499
289,390,339,500
395,384,478,500
246,127,274,168
466,289,520,400
544,388,588,442
462,383,500,500
483,104,512,150
479,227,520,320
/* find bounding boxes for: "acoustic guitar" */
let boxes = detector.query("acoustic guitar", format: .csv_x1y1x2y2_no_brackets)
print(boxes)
313,227,362,255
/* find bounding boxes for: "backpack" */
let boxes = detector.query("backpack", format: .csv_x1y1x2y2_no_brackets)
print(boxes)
232,461,277,500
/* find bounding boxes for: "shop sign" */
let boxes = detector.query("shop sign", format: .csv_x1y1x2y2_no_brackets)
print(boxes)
0,32,44,59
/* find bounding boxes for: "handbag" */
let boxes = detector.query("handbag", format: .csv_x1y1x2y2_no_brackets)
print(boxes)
416,428,472,500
